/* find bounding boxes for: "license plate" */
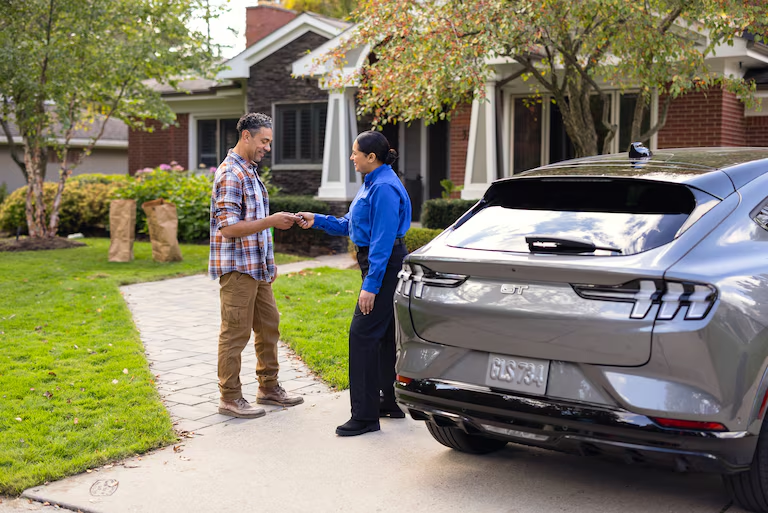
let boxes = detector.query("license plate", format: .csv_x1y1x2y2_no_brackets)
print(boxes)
485,353,550,395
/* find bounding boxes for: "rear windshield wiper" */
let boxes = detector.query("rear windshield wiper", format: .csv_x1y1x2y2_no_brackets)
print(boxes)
525,235,622,254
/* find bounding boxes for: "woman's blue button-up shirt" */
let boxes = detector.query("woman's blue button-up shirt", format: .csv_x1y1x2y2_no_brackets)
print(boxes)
313,164,411,294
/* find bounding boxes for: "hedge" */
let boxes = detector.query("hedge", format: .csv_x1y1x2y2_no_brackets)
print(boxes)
269,195,350,256
419,198,477,229
405,227,443,252
347,227,444,256
0,175,125,235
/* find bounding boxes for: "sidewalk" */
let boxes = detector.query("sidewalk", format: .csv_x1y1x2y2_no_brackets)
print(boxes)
123,253,356,434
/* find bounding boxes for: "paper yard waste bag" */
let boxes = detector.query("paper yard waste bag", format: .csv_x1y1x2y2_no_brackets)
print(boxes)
108,199,136,262
141,198,183,262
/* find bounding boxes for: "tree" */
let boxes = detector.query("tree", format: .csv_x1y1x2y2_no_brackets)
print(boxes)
0,0,224,238
321,0,768,158
283,0,358,19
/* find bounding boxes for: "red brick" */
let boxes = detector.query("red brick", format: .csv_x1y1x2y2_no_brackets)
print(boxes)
128,114,189,173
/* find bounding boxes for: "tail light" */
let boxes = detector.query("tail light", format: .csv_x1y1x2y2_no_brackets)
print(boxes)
396,263,467,299
651,417,727,431
572,279,716,321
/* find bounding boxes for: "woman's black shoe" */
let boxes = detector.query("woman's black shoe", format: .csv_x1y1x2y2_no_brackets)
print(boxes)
335,418,381,436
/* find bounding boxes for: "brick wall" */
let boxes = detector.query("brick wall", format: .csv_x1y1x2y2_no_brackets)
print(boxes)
658,89,748,148
747,116,768,147
248,31,330,175
449,103,472,196
128,114,189,174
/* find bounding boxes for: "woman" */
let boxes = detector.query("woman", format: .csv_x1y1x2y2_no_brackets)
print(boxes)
297,130,412,437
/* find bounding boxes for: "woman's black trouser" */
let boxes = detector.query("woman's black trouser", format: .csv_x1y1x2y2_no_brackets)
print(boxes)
349,241,408,422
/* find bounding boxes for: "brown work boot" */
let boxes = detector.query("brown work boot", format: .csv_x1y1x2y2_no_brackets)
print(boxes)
218,397,266,418
256,384,304,406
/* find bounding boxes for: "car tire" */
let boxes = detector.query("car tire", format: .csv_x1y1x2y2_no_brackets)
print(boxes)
723,421,768,513
426,421,508,454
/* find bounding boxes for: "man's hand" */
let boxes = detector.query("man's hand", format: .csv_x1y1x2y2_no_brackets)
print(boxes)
358,290,376,315
271,212,298,230
295,212,314,229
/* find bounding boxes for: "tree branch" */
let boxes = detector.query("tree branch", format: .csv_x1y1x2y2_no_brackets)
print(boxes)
638,92,673,142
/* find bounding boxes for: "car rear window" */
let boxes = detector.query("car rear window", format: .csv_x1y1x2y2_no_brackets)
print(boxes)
446,178,701,256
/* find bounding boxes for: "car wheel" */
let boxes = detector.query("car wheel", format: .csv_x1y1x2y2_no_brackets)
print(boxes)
426,421,508,454
723,421,768,513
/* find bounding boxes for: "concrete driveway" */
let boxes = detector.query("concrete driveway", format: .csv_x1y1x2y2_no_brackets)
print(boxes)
23,389,746,513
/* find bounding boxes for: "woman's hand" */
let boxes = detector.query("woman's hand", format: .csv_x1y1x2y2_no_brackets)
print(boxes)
358,290,376,315
295,212,314,229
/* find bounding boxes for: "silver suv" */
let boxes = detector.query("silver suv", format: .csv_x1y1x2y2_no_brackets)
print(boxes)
394,146,768,512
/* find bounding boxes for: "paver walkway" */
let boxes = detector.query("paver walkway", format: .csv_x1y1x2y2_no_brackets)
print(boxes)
120,253,356,433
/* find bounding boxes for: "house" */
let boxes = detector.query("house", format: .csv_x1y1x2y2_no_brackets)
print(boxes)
0,117,128,193
295,30,768,204
132,6,768,224
128,5,351,199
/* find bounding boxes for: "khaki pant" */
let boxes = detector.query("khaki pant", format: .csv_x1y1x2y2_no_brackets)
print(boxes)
218,271,280,401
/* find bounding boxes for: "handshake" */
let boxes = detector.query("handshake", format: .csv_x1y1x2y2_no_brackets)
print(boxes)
270,211,315,230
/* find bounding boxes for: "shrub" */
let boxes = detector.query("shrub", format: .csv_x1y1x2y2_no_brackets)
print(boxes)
0,182,8,206
69,173,132,186
269,196,342,255
347,227,444,256
419,198,477,229
113,169,213,243
440,178,463,199
405,227,443,252
0,176,124,235
269,195,328,215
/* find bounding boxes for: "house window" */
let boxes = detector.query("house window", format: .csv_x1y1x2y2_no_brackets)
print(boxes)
512,98,542,173
509,91,655,172
275,103,326,165
197,118,239,169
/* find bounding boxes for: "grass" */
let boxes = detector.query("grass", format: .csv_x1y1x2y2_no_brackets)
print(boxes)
0,238,304,495
274,267,362,390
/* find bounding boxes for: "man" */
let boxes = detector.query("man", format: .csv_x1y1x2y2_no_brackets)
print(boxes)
209,112,304,418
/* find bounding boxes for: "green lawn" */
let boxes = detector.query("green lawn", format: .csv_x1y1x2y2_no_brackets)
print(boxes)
0,238,303,495
274,267,362,390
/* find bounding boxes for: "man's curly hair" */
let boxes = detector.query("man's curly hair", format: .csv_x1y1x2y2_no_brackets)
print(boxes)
237,112,272,137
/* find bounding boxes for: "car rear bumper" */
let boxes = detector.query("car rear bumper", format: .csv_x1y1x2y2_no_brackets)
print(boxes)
395,378,757,474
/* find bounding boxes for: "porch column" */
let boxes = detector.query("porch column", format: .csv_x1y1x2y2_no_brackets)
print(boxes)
461,81,497,199
316,88,361,200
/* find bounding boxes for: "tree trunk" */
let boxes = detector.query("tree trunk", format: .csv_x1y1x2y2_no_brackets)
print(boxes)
48,156,71,236
559,77,599,158
629,94,648,150
23,144,49,238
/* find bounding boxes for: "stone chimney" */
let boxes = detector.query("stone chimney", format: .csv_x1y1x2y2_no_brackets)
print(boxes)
245,4,298,48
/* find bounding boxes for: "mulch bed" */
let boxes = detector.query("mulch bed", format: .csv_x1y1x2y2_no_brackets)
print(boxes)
0,236,86,252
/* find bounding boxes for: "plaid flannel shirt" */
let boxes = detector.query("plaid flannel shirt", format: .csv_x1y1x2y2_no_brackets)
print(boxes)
209,150,275,282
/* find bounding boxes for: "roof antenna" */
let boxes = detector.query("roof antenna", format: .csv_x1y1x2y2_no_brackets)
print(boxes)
629,142,652,159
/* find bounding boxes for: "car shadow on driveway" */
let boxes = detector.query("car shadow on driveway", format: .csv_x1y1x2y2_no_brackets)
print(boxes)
426,442,741,512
